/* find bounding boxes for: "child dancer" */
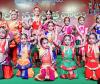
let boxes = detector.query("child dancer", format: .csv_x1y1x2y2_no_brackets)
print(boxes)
32,6,42,31
75,16,88,67
44,21,57,42
42,10,53,30
83,33,100,80
8,9,22,35
62,17,73,34
44,21,58,66
61,17,75,47
0,27,13,79
16,34,34,79
35,37,58,81
55,35,78,79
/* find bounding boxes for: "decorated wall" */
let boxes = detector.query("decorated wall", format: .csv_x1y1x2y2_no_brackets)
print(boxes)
0,0,100,27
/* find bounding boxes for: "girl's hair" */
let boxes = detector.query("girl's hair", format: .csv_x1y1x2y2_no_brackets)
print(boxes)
47,21,55,27
44,10,53,21
62,35,71,44
40,37,48,45
46,10,52,14
21,33,28,39
78,16,85,21
88,32,97,40
64,17,70,23
33,6,41,13
10,9,19,14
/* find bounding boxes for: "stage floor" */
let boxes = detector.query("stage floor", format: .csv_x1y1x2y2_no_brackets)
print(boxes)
0,55,97,84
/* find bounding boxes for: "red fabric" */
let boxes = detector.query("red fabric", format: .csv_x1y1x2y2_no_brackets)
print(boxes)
48,67,55,80
3,65,13,79
32,52,39,63
95,68,100,79
60,74,68,79
32,21,41,30
85,68,93,79
18,22,22,33
61,65,76,71
41,69,46,78
0,40,6,53
61,65,67,70
34,52,39,59
85,44,99,68
85,44,100,80
85,67,100,79
12,47,17,65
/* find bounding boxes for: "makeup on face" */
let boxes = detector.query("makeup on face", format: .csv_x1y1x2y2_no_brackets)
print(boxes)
42,39,49,49
64,18,70,26
46,10,52,19
78,17,85,25
48,22,55,31
11,11,18,20
88,34,96,44
34,7,40,16
64,36,71,46
21,34,27,44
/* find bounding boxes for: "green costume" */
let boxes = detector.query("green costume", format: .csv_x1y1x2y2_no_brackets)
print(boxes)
60,46,78,78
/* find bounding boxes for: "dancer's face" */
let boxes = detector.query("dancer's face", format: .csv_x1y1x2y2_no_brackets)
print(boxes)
21,35,27,44
11,11,18,20
78,17,85,25
64,18,70,25
34,7,40,16
48,22,54,31
14,34,20,43
64,36,71,46
88,34,96,44
46,11,52,19
42,39,49,49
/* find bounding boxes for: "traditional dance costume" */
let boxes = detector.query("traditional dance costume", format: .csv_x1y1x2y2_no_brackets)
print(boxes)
85,43,100,80
16,43,34,79
35,48,58,81
0,39,13,79
60,46,78,79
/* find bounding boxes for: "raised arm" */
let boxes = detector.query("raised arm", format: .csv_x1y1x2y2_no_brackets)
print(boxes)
88,23,96,32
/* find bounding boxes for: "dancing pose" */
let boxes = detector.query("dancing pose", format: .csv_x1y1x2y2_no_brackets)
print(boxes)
83,33,100,80
35,37,58,81
58,35,78,79
0,27,13,79
16,34,34,79
75,16,88,67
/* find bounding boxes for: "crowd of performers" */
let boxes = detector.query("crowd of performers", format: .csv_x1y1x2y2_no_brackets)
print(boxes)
0,6,100,81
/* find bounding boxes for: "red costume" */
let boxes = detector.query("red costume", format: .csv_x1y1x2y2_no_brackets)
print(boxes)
85,43,100,80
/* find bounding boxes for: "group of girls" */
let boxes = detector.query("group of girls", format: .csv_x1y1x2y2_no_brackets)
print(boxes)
0,6,100,81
